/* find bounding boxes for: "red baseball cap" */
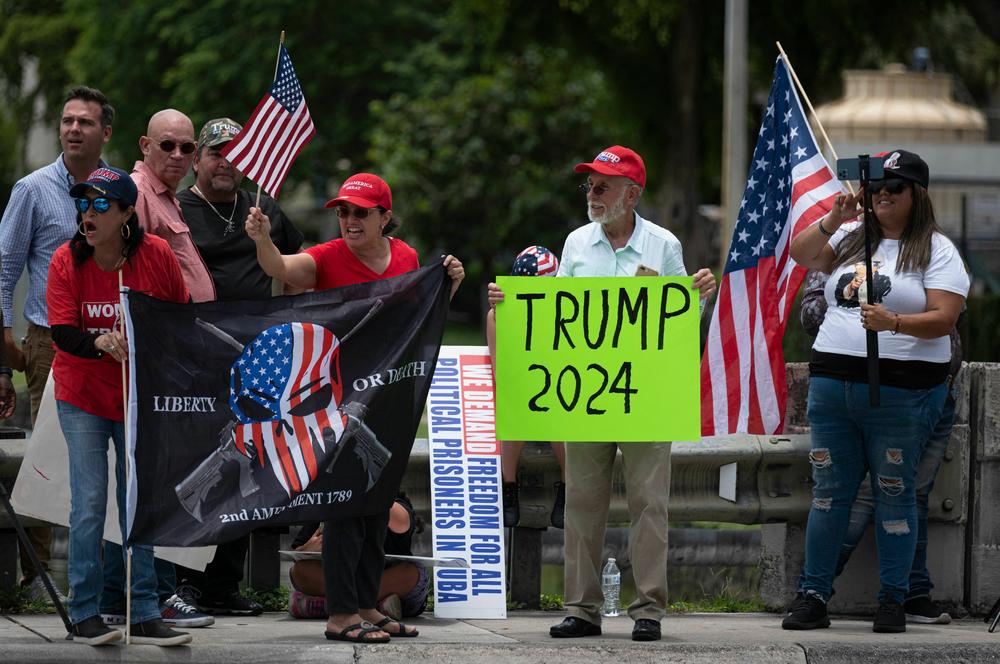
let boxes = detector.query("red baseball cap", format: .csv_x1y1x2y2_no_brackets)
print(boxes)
324,173,393,210
573,146,646,188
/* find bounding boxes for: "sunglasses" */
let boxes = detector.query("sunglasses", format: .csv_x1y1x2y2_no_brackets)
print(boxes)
75,197,113,214
579,182,612,196
158,139,197,155
867,179,909,196
334,206,382,220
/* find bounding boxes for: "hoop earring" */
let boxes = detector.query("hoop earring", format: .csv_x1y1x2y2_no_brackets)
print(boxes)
78,221,87,236
121,223,131,240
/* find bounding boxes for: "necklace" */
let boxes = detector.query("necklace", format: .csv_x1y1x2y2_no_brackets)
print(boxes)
192,185,238,235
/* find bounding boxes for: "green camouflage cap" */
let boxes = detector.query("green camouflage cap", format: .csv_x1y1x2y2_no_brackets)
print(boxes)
198,117,243,149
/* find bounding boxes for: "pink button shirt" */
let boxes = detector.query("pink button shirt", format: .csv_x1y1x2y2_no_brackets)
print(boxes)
131,161,216,302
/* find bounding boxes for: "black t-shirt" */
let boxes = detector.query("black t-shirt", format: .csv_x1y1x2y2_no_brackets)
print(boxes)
178,187,303,301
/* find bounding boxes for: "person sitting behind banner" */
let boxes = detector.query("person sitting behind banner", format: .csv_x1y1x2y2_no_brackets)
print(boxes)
486,246,566,528
287,494,429,622
46,166,192,647
783,149,969,634
246,172,463,644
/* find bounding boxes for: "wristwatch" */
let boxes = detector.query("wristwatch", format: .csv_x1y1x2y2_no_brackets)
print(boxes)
0,367,12,378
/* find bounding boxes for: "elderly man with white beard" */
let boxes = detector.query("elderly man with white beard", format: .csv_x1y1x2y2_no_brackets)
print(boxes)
487,145,715,642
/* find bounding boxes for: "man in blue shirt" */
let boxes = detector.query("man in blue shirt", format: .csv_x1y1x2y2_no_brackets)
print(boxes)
0,85,113,600
488,146,716,642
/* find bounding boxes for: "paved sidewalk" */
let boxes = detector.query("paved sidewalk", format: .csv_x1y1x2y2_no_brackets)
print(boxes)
2,611,999,663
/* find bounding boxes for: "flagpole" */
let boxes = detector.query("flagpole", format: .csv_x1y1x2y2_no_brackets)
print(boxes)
775,41,855,195
119,271,132,644
255,30,286,208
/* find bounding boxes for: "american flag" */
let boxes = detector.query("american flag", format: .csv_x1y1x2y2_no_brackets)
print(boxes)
229,322,344,497
701,56,844,435
221,44,315,198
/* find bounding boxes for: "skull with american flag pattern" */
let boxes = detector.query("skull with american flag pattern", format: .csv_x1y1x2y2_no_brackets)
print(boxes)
229,322,347,497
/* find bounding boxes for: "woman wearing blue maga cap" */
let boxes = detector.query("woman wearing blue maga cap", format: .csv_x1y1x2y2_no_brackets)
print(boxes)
486,246,567,529
785,149,968,633
47,166,191,646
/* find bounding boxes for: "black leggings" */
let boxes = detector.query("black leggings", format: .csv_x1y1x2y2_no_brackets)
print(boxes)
322,511,390,615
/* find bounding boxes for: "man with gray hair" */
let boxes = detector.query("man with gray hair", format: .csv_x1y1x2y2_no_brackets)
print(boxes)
488,145,716,642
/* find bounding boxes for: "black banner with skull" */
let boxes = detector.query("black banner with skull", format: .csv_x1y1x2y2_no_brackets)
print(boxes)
122,264,449,547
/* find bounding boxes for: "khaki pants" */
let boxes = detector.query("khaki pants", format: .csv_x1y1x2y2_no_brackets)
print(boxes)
563,441,671,624
18,323,55,581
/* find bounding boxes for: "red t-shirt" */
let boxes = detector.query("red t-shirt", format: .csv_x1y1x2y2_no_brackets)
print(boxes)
304,237,420,289
47,235,190,421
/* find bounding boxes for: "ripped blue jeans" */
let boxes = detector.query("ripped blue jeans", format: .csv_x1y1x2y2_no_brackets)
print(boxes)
800,377,947,604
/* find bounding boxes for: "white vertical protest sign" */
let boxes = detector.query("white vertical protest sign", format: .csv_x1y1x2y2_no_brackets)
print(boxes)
427,346,507,619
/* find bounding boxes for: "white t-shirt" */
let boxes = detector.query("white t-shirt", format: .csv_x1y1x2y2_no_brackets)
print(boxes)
812,223,969,363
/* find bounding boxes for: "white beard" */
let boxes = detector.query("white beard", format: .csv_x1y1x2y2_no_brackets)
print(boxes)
587,189,628,225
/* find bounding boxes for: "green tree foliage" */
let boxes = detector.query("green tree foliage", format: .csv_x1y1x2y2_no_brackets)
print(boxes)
369,42,611,312
0,0,998,316
0,0,78,168
61,0,441,178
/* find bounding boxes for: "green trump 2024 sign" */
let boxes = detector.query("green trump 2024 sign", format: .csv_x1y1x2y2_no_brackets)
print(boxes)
495,276,701,442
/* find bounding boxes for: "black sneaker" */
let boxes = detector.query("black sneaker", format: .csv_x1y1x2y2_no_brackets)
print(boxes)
873,601,906,633
129,618,193,646
781,593,830,630
550,481,566,529
904,596,951,624
71,616,122,646
502,482,519,527
198,589,264,616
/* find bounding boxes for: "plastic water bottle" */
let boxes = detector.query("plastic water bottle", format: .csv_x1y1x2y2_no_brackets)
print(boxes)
601,557,620,617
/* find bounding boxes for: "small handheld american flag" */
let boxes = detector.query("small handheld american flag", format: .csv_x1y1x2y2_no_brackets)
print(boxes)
701,55,845,435
221,43,316,198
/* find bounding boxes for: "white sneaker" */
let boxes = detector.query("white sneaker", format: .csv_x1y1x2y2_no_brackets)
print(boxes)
25,575,67,605
160,594,215,628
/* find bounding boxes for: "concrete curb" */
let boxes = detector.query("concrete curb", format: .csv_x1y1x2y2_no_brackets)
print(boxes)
3,611,998,664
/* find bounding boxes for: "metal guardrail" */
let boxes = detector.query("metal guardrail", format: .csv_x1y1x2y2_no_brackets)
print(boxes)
401,431,968,528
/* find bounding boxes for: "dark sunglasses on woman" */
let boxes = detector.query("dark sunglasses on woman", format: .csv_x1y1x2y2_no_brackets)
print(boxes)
334,206,382,220
75,197,113,214
867,179,909,196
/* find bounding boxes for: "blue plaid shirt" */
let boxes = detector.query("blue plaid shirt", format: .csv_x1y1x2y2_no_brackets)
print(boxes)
0,154,103,328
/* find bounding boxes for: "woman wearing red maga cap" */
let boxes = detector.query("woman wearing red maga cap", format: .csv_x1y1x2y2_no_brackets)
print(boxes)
247,172,464,297
246,172,463,644
47,166,191,646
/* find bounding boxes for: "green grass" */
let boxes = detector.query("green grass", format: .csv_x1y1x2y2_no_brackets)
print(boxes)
241,586,289,612
667,596,766,613
0,585,56,614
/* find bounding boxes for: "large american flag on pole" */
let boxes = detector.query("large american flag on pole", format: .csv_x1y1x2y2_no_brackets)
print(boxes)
222,44,315,197
701,56,844,435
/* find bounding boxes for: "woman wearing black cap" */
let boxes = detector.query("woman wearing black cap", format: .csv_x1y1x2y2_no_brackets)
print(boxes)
47,166,192,646
784,150,969,633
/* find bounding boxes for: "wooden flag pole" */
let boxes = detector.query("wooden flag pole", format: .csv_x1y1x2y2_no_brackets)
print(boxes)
255,30,286,208
775,41,855,195
777,42,880,403
119,271,132,644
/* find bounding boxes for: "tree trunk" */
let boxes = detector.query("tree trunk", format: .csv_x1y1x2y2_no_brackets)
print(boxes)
653,3,715,273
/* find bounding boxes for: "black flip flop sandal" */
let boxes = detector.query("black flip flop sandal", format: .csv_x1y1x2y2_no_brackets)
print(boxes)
375,616,419,637
325,620,390,643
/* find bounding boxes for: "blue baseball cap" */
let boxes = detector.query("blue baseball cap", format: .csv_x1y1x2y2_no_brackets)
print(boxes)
69,166,138,206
